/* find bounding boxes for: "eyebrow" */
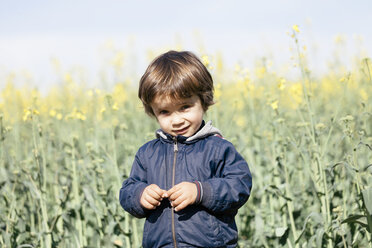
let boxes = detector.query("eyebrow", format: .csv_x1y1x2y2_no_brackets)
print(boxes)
179,99,195,105
153,98,194,110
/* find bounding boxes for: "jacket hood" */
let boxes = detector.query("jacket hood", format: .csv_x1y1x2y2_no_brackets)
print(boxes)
156,120,223,143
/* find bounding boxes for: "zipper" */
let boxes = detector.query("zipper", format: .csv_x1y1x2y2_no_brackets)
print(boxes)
171,137,178,248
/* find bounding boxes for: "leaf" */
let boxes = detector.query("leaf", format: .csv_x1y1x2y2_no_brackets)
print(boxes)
339,115,354,122
275,227,287,237
341,214,369,229
363,164,372,172
341,214,366,224
16,244,35,248
22,181,41,199
295,212,323,243
315,228,325,248
0,181,6,190
254,214,264,236
267,185,292,201
82,186,103,216
332,161,358,173
362,187,372,215
357,141,372,151
276,226,289,246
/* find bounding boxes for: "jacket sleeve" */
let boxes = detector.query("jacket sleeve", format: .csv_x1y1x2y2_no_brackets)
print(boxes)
119,149,149,218
200,140,252,213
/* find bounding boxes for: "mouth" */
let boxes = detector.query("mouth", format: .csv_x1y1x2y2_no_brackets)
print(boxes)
174,126,190,135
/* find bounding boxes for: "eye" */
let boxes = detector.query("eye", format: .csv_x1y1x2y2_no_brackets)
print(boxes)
180,105,190,111
159,110,169,115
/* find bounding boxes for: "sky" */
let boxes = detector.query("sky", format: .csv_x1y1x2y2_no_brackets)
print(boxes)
1,0,371,91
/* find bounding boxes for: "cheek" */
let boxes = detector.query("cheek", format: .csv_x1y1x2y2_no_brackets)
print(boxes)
157,117,170,129
190,111,204,123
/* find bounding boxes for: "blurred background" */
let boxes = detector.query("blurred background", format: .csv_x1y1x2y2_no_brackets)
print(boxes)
1,0,371,92
1,1,372,247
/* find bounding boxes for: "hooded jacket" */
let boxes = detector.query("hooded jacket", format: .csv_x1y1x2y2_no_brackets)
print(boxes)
119,121,252,248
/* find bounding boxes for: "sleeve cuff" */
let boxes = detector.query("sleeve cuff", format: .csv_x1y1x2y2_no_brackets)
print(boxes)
200,181,213,208
132,184,148,217
193,181,202,204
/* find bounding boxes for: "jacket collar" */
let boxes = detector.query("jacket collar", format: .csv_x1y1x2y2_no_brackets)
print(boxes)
156,120,222,144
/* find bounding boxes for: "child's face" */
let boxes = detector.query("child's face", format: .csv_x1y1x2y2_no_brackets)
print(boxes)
151,94,204,137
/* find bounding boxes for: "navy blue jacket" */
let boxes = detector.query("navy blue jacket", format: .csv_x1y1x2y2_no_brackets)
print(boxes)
119,121,252,248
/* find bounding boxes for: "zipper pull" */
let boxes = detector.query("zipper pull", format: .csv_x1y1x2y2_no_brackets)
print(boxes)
173,137,178,152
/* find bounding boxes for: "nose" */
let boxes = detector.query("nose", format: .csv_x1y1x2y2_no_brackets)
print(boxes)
171,112,184,126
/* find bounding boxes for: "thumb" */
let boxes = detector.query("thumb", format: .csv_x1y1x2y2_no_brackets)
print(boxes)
163,187,176,198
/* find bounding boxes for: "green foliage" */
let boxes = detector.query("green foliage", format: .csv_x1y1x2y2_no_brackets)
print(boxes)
0,51,371,247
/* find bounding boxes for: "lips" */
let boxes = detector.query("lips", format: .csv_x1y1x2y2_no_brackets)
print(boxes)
174,126,190,135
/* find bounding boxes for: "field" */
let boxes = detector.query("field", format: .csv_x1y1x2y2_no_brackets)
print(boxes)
1,31,372,247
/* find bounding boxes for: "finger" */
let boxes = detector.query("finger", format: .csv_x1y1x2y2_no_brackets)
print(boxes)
147,188,163,201
169,189,182,202
171,193,187,207
144,193,161,206
148,185,165,199
164,185,179,198
161,189,167,198
174,200,189,212
140,198,156,210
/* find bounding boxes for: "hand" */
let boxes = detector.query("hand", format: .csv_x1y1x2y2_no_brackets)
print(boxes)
140,184,166,210
164,182,197,211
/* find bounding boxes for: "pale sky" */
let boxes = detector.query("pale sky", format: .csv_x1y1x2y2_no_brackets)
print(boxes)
1,0,371,91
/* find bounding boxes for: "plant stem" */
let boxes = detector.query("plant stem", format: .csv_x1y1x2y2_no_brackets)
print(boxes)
283,161,299,245
31,116,51,248
293,32,333,248
71,138,84,247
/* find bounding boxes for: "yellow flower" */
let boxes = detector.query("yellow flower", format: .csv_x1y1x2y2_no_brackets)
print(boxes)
234,99,244,111
292,25,300,33
234,116,245,128
214,83,222,100
270,100,279,110
65,108,86,121
267,60,273,69
22,108,39,121
76,112,86,121
112,102,119,111
339,115,354,122
64,73,73,83
23,109,31,121
112,84,127,104
49,109,57,117
100,107,106,114
315,123,326,130
201,55,211,69
288,83,303,108
255,66,266,79
111,51,125,68
360,89,368,101
202,55,210,67
278,78,286,90
334,34,345,44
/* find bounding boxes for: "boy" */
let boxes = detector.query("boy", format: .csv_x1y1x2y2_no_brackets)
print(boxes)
119,50,252,248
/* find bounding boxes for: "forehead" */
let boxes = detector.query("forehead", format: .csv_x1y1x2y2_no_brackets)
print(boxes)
151,94,198,110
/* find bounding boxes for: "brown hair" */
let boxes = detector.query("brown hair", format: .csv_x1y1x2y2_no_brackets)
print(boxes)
138,50,214,116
